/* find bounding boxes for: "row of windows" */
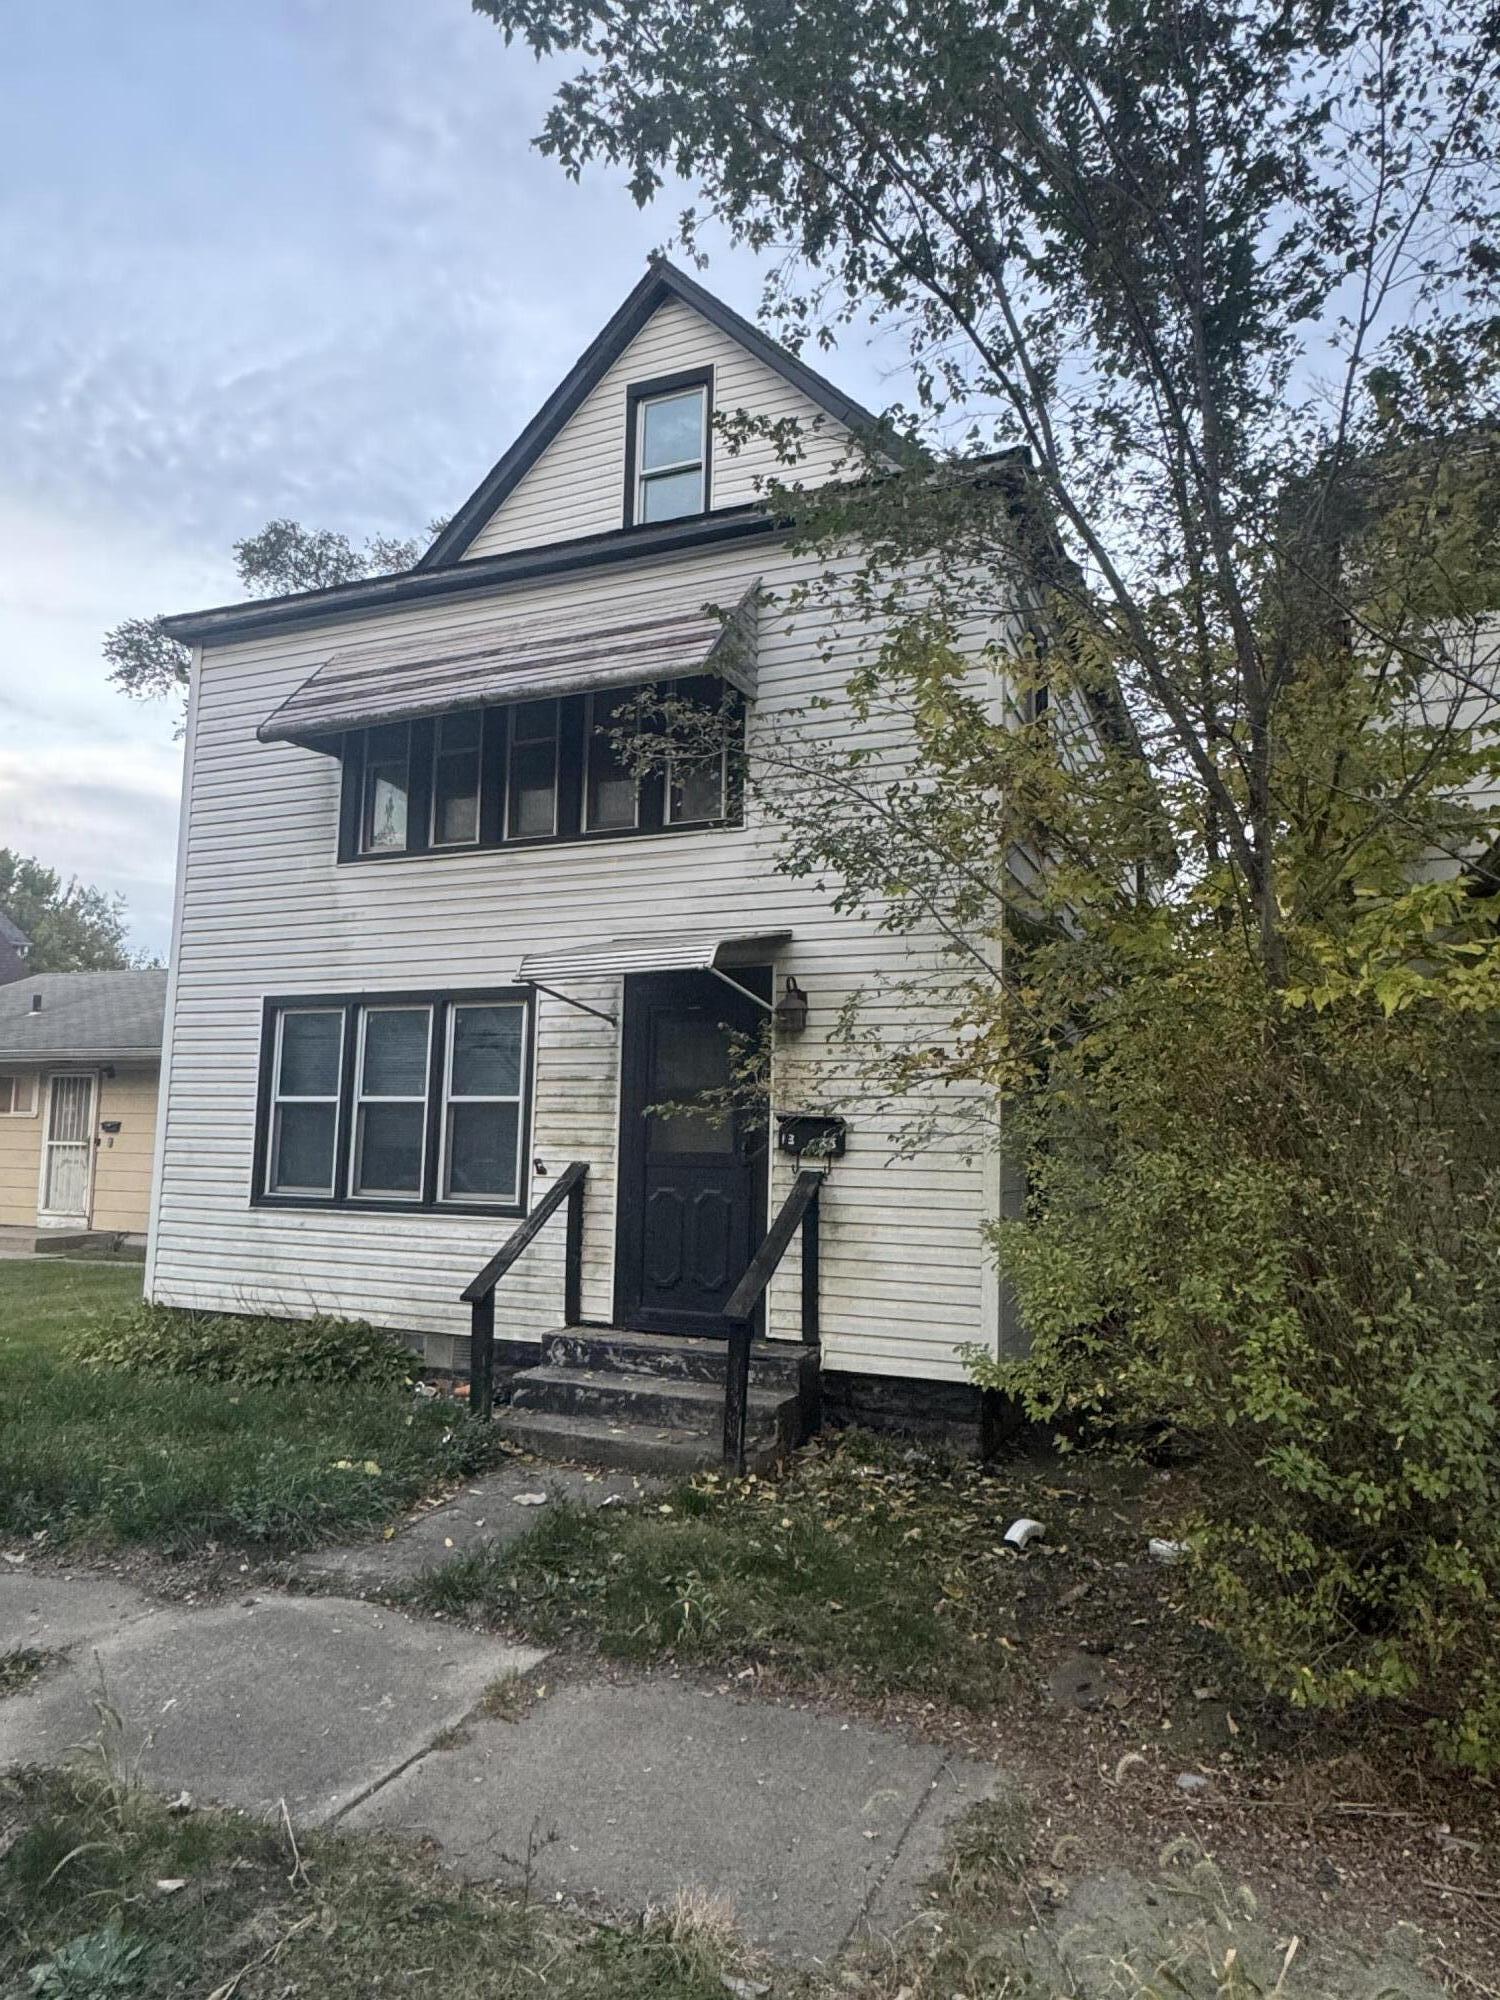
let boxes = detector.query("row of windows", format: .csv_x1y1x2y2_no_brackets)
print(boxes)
340,681,740,863
256,994,530,1213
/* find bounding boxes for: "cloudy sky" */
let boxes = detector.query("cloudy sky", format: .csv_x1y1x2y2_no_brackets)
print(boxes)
0,1,896,960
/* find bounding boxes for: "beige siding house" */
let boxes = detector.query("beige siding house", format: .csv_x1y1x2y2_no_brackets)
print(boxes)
0,971,166,1250
146,262,1028,1460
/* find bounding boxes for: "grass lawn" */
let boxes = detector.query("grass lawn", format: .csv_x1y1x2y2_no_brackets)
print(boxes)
414,1432,1158,1713
0,1260,495,1554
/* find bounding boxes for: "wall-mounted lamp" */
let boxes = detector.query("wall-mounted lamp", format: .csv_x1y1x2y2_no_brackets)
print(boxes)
774,977,809,1036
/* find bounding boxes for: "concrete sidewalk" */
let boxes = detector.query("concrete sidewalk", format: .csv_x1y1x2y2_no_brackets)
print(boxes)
291,1459,654,1592
0,1568,998,1964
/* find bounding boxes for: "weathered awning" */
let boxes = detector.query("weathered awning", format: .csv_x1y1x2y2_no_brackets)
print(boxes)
517,929,790,986
257,579,760,747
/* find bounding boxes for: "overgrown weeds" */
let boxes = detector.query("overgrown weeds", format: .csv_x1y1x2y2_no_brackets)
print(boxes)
0,1767,763,2000
0,1648,58,1698
0,1767,1442,1999
69,1299,418,1392
415,1434,1033,1708
0,1262,496,1553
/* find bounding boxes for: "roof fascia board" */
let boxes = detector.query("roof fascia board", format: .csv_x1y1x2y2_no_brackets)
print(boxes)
161,508,777,649
419,258,889,570
0,1048,161,1065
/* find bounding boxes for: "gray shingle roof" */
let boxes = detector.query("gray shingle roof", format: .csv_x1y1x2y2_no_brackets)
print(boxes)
0,913,29,951
0,970,167,1062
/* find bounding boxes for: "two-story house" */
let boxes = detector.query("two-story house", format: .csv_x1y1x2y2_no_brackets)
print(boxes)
145,260,1030,1466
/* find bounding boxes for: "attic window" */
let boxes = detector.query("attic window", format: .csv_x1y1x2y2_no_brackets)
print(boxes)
628,372,711,526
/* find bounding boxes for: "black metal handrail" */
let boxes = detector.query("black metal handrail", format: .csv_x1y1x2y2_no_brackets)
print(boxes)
720,1168,824,1473
461,1160,587,1419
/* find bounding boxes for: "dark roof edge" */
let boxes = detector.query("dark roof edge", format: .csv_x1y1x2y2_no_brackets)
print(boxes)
0,1046,162,1065
161,508,778,648
419,258,891,570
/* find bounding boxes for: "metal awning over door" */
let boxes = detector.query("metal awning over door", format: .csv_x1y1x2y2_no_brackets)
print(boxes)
257,579,761,748
516,929,791,1024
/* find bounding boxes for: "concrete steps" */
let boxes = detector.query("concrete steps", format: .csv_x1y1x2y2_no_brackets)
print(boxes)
495,1326,819,1475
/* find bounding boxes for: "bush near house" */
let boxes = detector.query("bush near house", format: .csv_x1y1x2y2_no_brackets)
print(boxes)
980,944,1500,1777
0,1263,493,1553
70,1300,419,1393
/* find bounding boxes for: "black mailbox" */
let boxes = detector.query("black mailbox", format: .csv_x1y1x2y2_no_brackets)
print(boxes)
776,1113,847,1160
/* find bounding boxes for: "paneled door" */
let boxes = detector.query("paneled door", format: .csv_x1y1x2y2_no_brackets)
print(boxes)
39,1073,96,1228
614,970,769,1336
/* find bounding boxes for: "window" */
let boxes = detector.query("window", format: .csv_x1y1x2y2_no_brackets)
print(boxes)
0,1074,37,1116
442,1003,526,1203
256,990,530,1213
266,1008,344,1194
338,682,743,863
584,692,640,832
628,375,710,525
667,740,728,825
361,723,410,853
507,700,560,840
350,1006,432,1198
431,713,482,846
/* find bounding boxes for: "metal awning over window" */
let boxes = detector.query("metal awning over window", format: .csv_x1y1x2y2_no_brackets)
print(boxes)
516,929,791,1023
257,579,760,747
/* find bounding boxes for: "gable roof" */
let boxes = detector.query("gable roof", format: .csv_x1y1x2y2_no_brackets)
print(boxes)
420,258,887,570
0,970,168,1064
0,913,29,953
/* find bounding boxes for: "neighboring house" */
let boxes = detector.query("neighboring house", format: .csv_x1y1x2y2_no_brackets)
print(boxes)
0,970,167,1247
0,914,30,986
146,259,1048,1459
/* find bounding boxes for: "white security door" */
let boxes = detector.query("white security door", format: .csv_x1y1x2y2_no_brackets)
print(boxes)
39,1073,96,1227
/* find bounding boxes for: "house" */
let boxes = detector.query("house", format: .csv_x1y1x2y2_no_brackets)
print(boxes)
0,970,167,1251
0,914,30,986
145,260,1041,1462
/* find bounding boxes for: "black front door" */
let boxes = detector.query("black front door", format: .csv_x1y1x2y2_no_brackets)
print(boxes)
615,969,769,1336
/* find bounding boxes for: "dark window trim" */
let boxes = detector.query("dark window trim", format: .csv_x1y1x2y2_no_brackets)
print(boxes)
336,684,744,866
414,258,889,571
624,368,714,529
429,711,486,850
251,987,535,1219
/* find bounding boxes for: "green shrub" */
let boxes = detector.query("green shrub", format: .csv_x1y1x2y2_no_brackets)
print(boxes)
69,1301,416,1393
976,946,1500,1776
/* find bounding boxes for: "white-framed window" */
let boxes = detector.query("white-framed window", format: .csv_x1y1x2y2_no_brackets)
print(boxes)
0,1073,37,1117
349,1005,433,1200
430,712,483,847
633,385,708,524
441,1002,526,1205
266,1008,345,1195
507,700,560,840
360,722,411,854
584,691,641,832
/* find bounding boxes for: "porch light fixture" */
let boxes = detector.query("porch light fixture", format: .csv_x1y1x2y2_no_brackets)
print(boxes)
774,977,809,1036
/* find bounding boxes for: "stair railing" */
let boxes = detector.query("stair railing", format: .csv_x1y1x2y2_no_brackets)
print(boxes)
461,1160,588,1420
719,1168,824,1474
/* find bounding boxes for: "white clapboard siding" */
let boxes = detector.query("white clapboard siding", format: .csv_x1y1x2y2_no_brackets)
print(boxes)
463,299,853,561
150,432,1018,1386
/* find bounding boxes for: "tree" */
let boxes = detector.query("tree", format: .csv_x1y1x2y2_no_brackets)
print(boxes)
0,851,134,972
477,0,1500,1764
105,519,437,705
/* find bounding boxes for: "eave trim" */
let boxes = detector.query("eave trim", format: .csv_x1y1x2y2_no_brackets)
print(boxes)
161,508,777,648
420,257,888,570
